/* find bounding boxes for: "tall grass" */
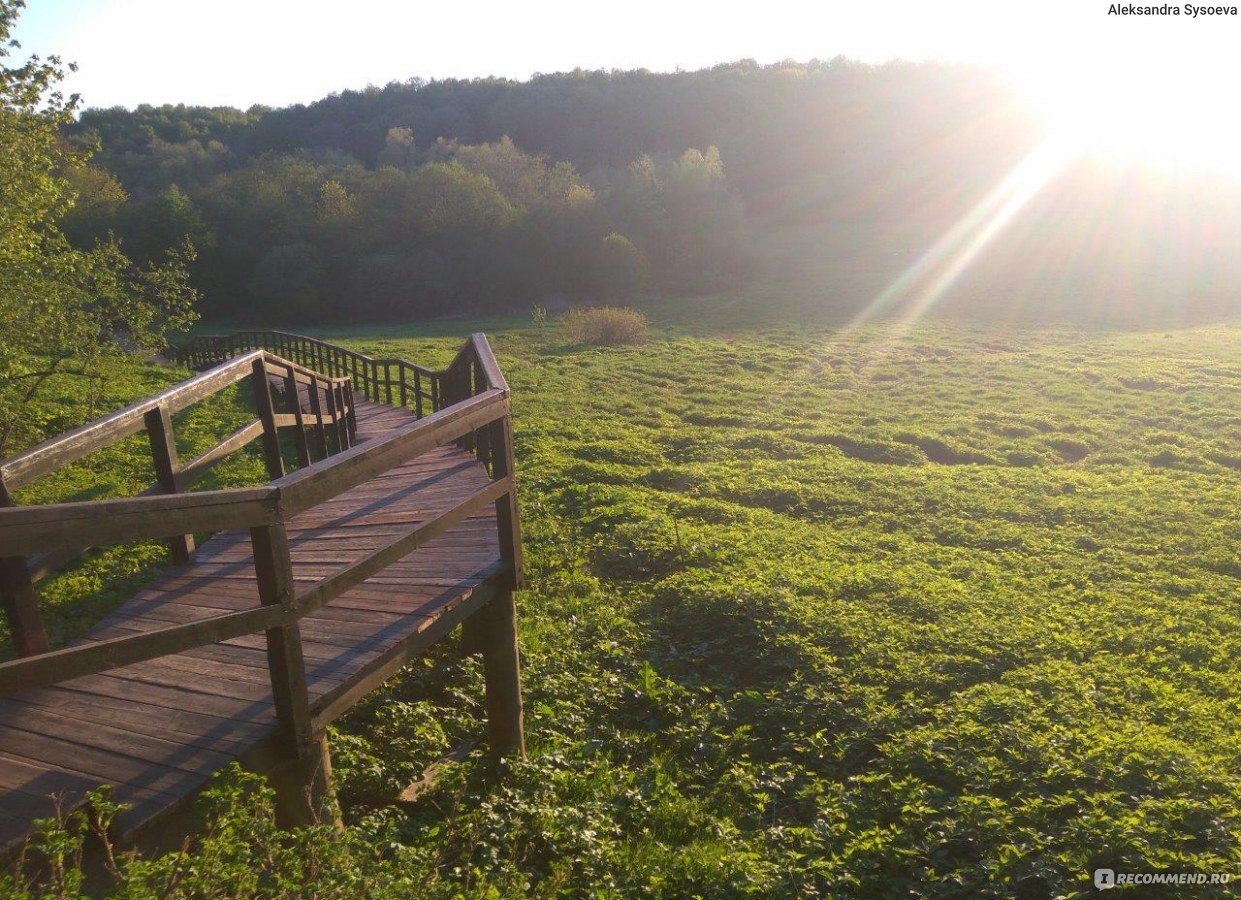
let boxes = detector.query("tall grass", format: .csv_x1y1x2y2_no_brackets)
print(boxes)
560,306,648,346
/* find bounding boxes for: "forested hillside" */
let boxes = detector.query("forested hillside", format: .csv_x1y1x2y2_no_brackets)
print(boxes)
57,61,1241,327
59,62,1043,322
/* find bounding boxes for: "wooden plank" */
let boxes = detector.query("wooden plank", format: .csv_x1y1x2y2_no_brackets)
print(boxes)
0,476,48,657
490,414,524,589
0,487,279,557
175,419,265,489
398,738,479,804
261,358,348,391
323,380,342,455
0,604,285,695
0,704,235,776
282,364,312,468
292,478,510,618
310,578,499,731
62,672,275,723
306,378,329,461
470,333,508,393
478,589,525,759
10,689,264,753
0,732,199,802
275,390,507,517
334,383,351,450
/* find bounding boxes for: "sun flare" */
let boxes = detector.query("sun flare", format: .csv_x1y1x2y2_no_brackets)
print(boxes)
1013,49,1241,178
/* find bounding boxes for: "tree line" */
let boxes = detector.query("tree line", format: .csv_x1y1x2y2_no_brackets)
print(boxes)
54,57,1241,327
59,61,1040,322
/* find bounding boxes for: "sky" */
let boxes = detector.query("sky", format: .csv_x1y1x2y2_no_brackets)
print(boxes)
10,0,1240,111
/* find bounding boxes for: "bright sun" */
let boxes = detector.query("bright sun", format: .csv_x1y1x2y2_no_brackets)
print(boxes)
1013,49,1241,178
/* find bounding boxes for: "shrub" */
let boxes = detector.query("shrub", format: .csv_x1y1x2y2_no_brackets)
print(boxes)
595,232,650,301
561,306,649,346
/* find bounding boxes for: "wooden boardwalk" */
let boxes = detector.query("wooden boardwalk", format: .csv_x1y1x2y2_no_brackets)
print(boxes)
0,333,523,855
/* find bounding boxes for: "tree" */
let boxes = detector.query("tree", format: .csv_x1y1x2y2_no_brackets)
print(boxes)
248,242,327,317
121,183,214,264
57,163,128,247
0,0,198,454
376,125,417,170
595,233,649,300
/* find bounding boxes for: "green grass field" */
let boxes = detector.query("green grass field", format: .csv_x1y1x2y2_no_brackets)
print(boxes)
7,312,1241,897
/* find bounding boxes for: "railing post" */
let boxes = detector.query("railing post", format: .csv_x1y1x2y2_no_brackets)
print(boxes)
414,369,424,418
282,364,312,468
250,522,338,827
323,380,342,455
489,412,524,590
0,479,49,657
251,359,286,480
332,383,351,450
306,380,330,461
144,404,195,564
479,397,525,761
345,383,357,441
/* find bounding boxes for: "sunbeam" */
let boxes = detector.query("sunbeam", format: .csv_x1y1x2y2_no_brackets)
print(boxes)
837,132,1079,359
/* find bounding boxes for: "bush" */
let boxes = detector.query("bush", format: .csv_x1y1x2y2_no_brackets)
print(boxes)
561,306,649,346
595,232,650,301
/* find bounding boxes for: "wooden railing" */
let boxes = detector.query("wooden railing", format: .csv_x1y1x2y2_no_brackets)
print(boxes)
173,330,443,419
0,333,521,762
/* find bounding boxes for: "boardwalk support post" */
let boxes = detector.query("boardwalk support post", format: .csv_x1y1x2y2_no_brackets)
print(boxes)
267,730,340,829
251,522,340,828
479,589,525,761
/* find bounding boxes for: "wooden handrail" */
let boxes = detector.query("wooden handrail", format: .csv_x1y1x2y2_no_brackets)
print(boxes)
0,477,514,694
0,350,342,493
0,487,281,557
174,420,266,490
174,331,442,414
275,389,508,516
0,351,261,491
0,328,522,751
468,332,508,393
0,603,287,694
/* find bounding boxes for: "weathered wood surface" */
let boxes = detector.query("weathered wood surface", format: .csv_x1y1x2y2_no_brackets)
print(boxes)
0,395,504,853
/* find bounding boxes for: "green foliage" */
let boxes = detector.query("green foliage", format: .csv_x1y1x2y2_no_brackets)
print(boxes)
561,306,649,346
57,62,1241,327
0,0,198,454
11,314,1241,896
595,233,649,301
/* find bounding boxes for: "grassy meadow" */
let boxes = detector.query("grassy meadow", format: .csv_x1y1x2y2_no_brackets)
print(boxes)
6,309,1241,896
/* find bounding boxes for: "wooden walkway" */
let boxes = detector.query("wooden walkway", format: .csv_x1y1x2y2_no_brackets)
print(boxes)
0,333,523,855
